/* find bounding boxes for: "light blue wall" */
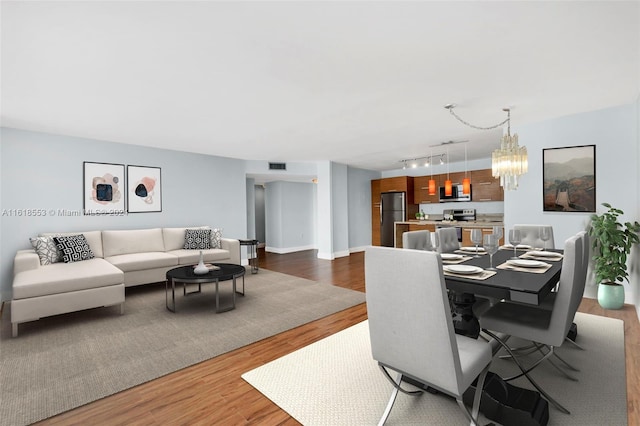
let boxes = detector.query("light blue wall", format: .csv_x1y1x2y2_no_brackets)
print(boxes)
331,163,349,257
246,178,256,240
254,185,266,244
505,102,639,303
0,128,247,301
634,96,640,317
264,181,315,252
348,166,380,251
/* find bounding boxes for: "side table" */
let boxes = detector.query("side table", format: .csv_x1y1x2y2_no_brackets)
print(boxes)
239,239,259,274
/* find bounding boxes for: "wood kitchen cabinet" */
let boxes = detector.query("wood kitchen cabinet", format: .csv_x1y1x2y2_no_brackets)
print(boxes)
379,176,414,202
444,171,467,186
471,169,504,201
409,223,436,232
413,175,440,204
371,176,418,245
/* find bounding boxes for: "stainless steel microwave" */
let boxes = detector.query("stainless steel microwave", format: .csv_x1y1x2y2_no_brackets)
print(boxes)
439,184,471,202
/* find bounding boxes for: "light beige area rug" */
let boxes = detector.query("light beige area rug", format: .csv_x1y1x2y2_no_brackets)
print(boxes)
0,270,365,426
242,312,626,425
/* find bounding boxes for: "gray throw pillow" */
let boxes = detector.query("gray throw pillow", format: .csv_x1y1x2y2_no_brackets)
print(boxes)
210,228,223,249
29,236,63,265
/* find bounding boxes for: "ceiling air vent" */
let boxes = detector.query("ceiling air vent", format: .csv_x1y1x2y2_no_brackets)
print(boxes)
269,162,287,170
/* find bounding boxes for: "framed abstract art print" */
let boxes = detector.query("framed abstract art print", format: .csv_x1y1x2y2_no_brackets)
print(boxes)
127,165,162,213
83,162,126,215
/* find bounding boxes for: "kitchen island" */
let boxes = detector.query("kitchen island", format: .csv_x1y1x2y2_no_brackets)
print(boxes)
394,219,504,248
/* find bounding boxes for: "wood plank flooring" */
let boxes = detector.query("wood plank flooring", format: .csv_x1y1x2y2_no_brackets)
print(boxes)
36,249,639,425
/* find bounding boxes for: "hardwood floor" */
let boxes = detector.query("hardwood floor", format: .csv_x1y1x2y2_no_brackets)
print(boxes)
37,249,639,425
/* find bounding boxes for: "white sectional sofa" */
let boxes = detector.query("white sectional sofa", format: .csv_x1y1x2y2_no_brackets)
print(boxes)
11,227,240,337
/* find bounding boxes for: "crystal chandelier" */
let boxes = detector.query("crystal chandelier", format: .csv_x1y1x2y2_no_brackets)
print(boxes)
491,109,528,190
445,105,528,190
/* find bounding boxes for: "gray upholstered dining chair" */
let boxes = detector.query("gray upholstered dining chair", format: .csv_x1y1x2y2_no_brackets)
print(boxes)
435,227,460,253
513,224,556,249
537,231,589,350
365,246,492,425
401,230,433,251
479,234,583,415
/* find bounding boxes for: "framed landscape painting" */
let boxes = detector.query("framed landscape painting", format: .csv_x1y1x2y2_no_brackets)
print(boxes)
127,165,162,213
542,145,595,212
83,162,126,215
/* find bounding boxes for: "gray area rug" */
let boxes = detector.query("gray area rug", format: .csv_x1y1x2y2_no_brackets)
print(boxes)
0,270,365,426
243,312,627,425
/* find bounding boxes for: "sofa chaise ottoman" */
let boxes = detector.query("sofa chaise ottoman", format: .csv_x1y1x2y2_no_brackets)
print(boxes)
11,226,240,337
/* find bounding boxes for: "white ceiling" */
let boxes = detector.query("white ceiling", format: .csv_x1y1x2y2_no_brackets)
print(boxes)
2,1,639,175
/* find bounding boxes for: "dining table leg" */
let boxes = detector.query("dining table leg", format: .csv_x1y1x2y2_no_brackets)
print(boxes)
449,291,480,339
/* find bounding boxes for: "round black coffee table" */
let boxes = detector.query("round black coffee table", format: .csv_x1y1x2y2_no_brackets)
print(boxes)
165,263,245,313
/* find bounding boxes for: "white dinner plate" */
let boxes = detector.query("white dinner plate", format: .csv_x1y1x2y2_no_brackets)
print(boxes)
527,250,561,258
441,253,464,260
507,259,547,268
459,246,486,253
443,265,484,275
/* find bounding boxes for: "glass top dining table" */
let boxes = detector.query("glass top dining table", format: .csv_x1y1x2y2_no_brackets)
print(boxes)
442,247,563,338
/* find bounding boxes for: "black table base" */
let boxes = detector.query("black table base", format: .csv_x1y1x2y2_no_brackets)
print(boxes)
449,291,480,339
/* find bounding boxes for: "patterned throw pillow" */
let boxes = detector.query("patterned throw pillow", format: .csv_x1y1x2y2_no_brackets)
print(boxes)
210,228,223,249
54,235,95,263
183,229,212,250
29,236,63,265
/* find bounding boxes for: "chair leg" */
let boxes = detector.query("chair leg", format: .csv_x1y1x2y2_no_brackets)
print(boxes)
484,329,571,415
456,364,490,426
564,336,586,350
378,372,402,426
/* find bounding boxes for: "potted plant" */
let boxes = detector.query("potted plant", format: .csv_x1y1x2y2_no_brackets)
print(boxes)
588,202,640,309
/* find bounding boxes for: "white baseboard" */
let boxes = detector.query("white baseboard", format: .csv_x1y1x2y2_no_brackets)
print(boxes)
265,245,366,259
317,250,351,260
265,245,315,254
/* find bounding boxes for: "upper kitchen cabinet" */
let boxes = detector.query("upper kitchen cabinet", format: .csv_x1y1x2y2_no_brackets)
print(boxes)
470,169,504,201
379,176,415,204
380,176,409,194
413,175,440,204
443,171,467,186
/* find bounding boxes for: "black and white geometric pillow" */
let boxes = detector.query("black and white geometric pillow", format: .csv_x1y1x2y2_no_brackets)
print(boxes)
210,228,223,249
183,229,212,250
54,234,95,263
29,236,63,265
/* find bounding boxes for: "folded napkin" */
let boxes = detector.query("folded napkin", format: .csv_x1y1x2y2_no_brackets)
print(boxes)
455,249,487,256
520,252,563,262
443,270,497,280
442,255,473,264
496,262,552,274
500,244,541,251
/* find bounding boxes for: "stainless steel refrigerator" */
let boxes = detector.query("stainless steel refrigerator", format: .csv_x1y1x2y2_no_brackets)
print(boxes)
380,191,406,247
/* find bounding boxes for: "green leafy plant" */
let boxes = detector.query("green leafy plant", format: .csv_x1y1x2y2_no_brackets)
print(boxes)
589,203,640,285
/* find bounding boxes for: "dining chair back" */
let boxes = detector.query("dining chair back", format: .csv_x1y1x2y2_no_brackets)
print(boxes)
402,230,433,251
479,234,583,414
365,246,492,425
569,231,589,316
435,227,460,253
514,224,556,249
